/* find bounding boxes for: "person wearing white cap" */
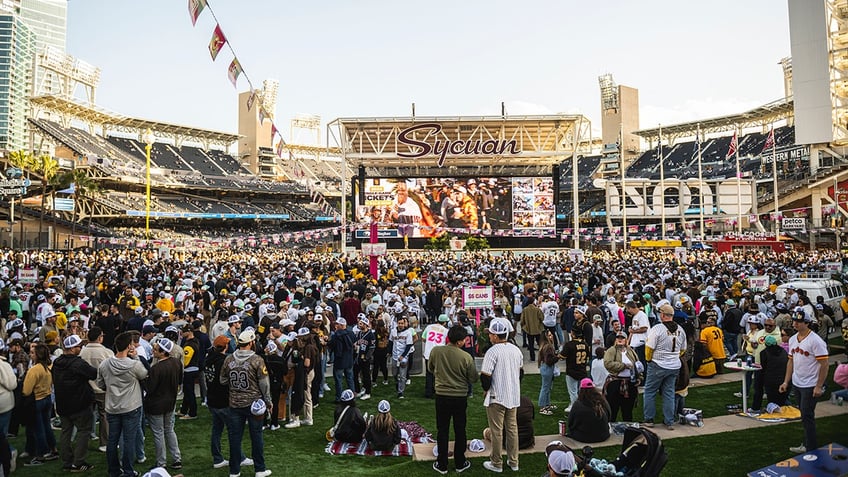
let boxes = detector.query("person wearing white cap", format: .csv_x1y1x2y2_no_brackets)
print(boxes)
219,328,272,477
353,315,375,401
52,334,98,472
389,315,415,399
422,314,450,399
364,399,401,452
145,338,183,470
329,317,356,402
285,327,318,429
543,441,577,477
224,315,242,355
480,317,523,473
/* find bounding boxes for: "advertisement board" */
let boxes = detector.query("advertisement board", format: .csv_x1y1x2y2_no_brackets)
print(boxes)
356,176,554,238
462,286,493,309
17,268,38,285
782,217,806,230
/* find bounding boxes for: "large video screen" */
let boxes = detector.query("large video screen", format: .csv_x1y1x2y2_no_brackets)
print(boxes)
356,176,554,238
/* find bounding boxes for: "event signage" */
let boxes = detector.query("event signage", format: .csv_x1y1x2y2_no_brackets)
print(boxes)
825,262,841,273
747,275,769,292
361,243,387,256
17,268,38,285
782,217,806,230
462,286,493,309
0,178,30,196
596,177,755,218
397,123,521,167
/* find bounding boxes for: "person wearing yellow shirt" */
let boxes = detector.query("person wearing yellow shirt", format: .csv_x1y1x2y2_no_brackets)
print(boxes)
23,343,56,463
155,292,175,314
178,325,201,420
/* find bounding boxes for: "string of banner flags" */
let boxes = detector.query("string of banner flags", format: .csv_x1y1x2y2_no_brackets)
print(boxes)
186,0,339,219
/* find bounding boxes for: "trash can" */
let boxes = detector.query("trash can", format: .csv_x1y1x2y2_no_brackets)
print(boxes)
410,339,424,375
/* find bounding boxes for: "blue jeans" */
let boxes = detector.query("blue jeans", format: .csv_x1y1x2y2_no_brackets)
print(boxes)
210,407,245,466
32,396,55,456
228,407,266,475
106,407,141,477
538,363,555,407
643,361,679,426
724,333,738,357
794,386,818,449
333,366,354,400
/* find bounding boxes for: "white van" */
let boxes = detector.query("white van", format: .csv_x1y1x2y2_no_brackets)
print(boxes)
774,272,845,325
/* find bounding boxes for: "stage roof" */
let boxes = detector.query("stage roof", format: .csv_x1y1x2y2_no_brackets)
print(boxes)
633,98,794,140
30,95,240,146
329,114,592,168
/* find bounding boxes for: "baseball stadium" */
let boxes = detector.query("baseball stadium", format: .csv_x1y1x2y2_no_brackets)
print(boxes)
0,1,845,477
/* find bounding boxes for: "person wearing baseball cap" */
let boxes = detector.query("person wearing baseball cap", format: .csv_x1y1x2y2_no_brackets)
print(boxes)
145,338,183,469
566,378,610,443
204,334,249,469
780,304,829,454
52,334,98,472
364,399,401,452
480,315,524,473
220,326,272,477
224,315,242,355
543,441,576,477
642,302,687,430
354,314,375,401
331,389,366,444
329,315,356,402
177,325,201,420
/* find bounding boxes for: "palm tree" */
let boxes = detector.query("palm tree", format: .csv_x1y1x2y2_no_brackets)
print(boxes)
7,150,34,247
33,155,59,248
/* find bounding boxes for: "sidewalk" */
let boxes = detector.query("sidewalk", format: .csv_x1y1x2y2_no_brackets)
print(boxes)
412,399,848,461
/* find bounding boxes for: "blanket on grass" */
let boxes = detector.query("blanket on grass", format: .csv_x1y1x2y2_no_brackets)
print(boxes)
324,421,434,456
739,405,801,422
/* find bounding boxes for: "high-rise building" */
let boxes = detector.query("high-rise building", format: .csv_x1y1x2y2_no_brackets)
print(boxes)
0,15,35,151
19,0,66,52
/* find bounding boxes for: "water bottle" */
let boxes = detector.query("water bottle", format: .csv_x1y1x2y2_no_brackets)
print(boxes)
746,355,753,367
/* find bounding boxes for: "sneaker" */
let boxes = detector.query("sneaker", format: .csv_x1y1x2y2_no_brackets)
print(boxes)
360,394,371,400
98,446,107,453
230,474,241,477
456,461,472,473
733,392,743,398
214,460,229,469
432,462,448,475
90,433,98,440
642,421,655,428
789,445,807,453
284,420,300,429
171,461,183,470
508,461,519,472
397,393,405,399
269,424,281,431
564,405,572,413
10,449,16,473
179,415,197,420
549,404,558,410
241,457,254,466
382,380,389,385
24,458,43,466
666,424,675,431
356,390,365,397
322,383,331,392
70,463,96,472
136,456,146,464
19,452,29,459
540,407,553,416
301,419,313,426
406,379,411,385
42,452,59,461
482,461,503,473
255,470,272,477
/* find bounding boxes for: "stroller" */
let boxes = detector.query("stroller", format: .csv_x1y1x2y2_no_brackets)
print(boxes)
577,426,667,477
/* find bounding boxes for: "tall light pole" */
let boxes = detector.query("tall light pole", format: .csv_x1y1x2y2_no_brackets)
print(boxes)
142,129,154,240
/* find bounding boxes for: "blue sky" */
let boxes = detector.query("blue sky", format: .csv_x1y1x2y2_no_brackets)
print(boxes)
67,0,790,143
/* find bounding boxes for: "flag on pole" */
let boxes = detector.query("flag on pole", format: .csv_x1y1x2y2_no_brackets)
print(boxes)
258,107,267,124
761,128,774,154
188,0,206,26
692,131,700,158
246,90,256,112
271,125,278,141
227,59,242,88
726,131,738,159
208,24,227,61
275,140,283,157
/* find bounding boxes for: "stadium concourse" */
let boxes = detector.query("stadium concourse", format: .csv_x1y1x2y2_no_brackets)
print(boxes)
0,244,846,474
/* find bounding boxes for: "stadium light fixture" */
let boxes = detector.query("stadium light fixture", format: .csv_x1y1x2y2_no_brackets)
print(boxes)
142,129,155,240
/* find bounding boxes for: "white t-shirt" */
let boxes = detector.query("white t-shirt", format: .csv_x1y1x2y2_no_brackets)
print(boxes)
645,322,686,370
422,323,448,360
541,301,559,327
590,359,609,390
391,327,415,362
481,342,524,409
629,311,649,347
788,331,829,388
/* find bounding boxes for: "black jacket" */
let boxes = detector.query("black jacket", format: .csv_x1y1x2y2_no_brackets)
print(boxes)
566,398,611,443
333,403,366,443
144,357,182,415
365,420,402,451
51,354,97,417
204,349,229,409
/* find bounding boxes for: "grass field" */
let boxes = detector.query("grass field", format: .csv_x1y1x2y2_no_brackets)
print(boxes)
6,366,845,477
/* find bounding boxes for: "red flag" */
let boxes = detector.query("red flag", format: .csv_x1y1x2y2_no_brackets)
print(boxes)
271,125,278,141
188,0,206,26
275,140,283,157
208,24,227,61
227,59,242,88
726,131,738,159
246,90,256,111
761,128,774,154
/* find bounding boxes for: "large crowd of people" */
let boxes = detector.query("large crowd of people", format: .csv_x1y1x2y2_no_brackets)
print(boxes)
0,246,844,476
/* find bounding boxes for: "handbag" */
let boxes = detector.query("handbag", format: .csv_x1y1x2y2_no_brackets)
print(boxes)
325,405,351,441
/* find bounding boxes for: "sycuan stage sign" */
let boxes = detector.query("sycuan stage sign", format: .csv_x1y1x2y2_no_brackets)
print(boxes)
397,123,521,167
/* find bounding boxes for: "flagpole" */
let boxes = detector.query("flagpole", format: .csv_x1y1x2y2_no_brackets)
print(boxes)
771,124,779,237
659,124,666,240
697,123,705,240
735,124,742,234
620,122,627,250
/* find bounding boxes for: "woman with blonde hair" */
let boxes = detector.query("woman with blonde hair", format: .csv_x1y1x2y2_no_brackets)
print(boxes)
364,399,401,451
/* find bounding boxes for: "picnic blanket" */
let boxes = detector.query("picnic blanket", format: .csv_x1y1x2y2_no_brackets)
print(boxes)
739,405,801,422
325,421,434,456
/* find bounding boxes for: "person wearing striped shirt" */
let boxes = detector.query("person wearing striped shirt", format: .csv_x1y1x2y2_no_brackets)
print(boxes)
480,318,524,474
642,304,686,431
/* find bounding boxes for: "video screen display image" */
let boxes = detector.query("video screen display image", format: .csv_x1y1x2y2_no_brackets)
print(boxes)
357,176,555,238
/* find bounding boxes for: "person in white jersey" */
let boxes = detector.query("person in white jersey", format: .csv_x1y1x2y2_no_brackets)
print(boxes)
779,310,829,454
422,314,450,399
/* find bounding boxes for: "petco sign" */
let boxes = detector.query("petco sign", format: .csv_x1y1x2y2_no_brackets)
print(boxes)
595,177,756,219
462,286,493,309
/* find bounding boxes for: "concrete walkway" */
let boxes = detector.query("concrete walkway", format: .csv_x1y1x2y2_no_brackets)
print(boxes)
412,399,848,461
